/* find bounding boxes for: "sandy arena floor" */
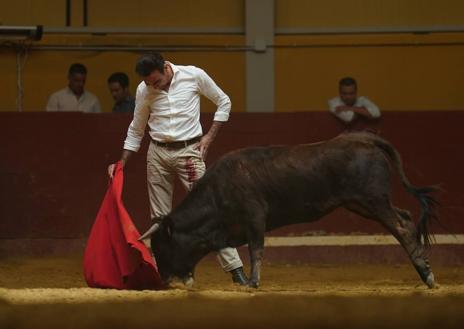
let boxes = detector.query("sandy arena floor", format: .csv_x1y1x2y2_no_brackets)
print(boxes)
0,255,463,328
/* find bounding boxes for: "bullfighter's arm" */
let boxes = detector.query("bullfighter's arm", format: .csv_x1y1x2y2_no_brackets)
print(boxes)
108,83,149,178
195,67,231,160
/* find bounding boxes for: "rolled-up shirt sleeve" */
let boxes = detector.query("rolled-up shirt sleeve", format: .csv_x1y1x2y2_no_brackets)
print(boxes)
196,68,231,122
359,97,381,118
123,84,150,152
328,96,355,123
328,97,340,114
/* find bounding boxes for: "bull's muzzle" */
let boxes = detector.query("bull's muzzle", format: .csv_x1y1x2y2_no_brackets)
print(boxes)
183,275,194,287
167,273,195,288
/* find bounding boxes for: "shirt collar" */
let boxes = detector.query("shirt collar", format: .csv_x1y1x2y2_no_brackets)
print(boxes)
167,62,179,82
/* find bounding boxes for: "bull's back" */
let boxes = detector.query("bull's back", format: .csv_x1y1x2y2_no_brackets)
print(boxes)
210,133,383,191
205,134,387,221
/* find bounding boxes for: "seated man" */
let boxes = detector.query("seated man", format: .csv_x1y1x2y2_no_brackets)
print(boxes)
107,72,135,113
328,77,380,124
46,63,101,113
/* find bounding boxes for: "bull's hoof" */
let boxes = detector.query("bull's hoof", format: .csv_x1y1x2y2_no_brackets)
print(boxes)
425,272,436,289
248,281,259,289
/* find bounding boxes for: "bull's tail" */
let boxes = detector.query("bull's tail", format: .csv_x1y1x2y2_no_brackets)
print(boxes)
370,134,440,248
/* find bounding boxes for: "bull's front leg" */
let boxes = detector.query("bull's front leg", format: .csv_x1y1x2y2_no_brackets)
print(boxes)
246,207,266,288
248,242,264,288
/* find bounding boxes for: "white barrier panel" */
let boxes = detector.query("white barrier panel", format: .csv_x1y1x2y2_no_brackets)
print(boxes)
264,234,464,247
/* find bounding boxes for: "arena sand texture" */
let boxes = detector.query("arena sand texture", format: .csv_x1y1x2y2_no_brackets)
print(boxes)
1,256,464,329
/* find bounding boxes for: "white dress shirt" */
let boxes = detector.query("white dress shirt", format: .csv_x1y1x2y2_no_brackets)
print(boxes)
328,96,380,123
124,63,231,152
46,87,101,113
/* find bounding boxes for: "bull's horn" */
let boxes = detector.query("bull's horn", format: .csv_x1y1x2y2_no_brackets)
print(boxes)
138,222,160,241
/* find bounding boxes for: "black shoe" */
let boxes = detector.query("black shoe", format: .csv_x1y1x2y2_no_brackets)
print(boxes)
230,267,248,285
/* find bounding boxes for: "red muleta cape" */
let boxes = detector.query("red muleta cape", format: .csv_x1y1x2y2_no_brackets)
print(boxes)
83,161,164,290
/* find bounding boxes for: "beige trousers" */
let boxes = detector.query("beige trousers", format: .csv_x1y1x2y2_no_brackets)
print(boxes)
147,141,243,272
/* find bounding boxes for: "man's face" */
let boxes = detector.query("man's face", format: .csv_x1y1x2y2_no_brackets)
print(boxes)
108,82,128,103
339,84,357,106
68,73,86,96
143,64,171,90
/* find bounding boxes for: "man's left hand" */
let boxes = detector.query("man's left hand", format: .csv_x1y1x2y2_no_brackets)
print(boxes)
198,121,223,160
198,135,213,160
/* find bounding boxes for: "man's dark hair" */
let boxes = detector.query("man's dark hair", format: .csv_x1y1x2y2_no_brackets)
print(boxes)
339,77,357,89
68,63,87,76
135,52,165,77
107,72,129,88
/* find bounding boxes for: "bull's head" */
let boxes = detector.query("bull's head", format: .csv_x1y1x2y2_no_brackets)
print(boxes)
140,216,206,287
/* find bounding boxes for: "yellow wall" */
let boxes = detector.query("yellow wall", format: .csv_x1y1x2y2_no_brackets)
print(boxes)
4,0,463,29
0,35,246,112
0,0,244,27
88,0,244,28
273,0,464,111
275,33,464,111
0,0,65,25
0,0,246,112
276,0,464,28
2,0,464,112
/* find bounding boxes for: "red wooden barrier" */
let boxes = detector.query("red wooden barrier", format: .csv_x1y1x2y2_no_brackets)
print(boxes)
0,111,462,261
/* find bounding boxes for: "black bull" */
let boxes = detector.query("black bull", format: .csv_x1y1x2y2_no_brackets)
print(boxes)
140,132,439,288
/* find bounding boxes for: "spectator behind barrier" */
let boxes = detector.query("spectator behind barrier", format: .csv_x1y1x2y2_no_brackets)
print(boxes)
107,72,135,113
46,63,101,113
328,77,380,124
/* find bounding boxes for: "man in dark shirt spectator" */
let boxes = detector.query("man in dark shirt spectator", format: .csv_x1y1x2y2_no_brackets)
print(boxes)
107,72,135,113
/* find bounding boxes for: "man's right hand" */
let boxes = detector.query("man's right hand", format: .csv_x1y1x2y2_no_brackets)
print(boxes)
108,150,133,179
107,163,117,179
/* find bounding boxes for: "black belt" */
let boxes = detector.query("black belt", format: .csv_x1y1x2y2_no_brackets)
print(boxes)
151,136,202,149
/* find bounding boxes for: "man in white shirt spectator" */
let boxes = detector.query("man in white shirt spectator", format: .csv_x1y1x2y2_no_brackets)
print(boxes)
46,63,101,113
107,52,248,285
328,77,380,124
